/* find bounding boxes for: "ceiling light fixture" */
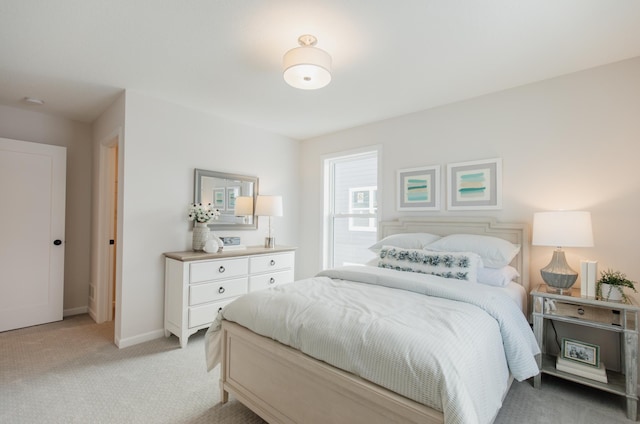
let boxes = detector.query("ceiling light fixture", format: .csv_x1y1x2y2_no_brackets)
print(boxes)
283,34,332,90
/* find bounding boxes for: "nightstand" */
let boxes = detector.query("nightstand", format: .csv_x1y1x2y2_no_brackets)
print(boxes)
532,284,639,420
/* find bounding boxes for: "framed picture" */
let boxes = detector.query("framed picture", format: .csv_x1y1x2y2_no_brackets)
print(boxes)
213,188,225,210
562,338,600,367
447,158,502,210
397,165,440,211
226,187,239,212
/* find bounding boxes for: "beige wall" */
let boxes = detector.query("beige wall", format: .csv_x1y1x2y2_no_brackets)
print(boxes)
4,55,639,353
299,57,640,287
298,56,640,369
94,91,300,347
0,104,93,314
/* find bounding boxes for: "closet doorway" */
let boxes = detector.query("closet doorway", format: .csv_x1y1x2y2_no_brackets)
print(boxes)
93,130,121,344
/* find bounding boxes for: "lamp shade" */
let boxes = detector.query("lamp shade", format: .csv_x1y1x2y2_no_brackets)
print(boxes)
283,35,331,90
234,196,254,216
532,211,594,247
255,195,283,217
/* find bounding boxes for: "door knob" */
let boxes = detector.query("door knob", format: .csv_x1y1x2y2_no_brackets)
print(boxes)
53,239,62,246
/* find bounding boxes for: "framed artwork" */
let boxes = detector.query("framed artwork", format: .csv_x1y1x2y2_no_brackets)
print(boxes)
397,165,440,211
562,338,600,368
213,188,225,210
226,187,239,212
447,158,502,210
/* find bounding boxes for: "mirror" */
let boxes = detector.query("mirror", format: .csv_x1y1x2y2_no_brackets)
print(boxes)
194,169,259,230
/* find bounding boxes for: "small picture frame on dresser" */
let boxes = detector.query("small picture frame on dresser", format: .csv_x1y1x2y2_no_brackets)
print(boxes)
562,338,600,367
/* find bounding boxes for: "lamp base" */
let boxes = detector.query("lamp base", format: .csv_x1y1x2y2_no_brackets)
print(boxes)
264,237,275,249
540,249,578,293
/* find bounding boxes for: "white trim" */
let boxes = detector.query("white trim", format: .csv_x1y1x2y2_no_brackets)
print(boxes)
88,306,97,322
93,127,122,347
115,329,165,349
63,306,89,317
321,145,382,270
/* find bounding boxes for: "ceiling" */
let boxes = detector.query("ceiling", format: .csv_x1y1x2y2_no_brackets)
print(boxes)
1,1,640,140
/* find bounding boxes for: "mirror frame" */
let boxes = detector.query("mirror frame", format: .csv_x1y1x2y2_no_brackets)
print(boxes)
194,169,259,230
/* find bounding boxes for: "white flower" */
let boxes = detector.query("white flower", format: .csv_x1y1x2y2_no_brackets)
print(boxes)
187,203,221,223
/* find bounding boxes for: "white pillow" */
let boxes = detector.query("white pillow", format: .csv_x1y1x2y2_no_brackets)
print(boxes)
377,246,481,283
368,233,441,253
477,265,520,287
424,234,520,268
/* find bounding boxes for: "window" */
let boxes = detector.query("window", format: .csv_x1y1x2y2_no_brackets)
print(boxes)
348,186,377,231
323,148,379,269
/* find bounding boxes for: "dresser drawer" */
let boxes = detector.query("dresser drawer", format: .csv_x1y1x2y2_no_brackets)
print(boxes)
190,257,249,283
189,298,237,328
189,277,248,306
250,253,294,274
550,300,621,326
249,270,294,291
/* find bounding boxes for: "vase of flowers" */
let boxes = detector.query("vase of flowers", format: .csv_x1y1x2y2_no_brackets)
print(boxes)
188,203,220,251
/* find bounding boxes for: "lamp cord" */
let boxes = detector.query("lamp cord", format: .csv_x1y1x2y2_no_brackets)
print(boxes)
549,320,561,351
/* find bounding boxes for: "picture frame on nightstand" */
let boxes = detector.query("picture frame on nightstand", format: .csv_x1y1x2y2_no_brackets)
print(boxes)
561,338,599,367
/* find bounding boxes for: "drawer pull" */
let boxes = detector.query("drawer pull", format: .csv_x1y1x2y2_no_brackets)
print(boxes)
218,286,225,294
577,307,585,316
270,260,276,266
269,277,276,285
218,266,225,273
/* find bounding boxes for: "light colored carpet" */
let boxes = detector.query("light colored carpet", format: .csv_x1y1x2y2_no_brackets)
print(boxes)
0,314,635,423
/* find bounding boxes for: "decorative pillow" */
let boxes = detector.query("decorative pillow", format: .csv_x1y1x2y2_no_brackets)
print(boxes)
424,234,520,268
377,246,481,283
368,233,441,253
477,265,520,287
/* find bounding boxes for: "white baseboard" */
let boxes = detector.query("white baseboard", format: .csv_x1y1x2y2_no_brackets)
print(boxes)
63,306,89,317
87,306,97,322
116,328,165,349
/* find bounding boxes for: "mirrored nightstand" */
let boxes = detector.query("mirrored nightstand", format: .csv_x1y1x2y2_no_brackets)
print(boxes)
531,284,639,420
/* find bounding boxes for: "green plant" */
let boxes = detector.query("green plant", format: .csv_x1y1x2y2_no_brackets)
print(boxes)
596,269,637,302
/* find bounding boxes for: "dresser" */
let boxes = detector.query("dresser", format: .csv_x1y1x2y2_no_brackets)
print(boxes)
164,246,296,347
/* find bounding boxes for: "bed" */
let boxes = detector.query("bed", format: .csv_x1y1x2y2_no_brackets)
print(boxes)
205,217,540,424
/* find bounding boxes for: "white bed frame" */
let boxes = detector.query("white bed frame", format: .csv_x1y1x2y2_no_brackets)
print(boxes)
219,217,530,424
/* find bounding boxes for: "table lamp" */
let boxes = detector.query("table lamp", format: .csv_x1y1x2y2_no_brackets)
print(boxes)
234,196,254,224
255,195,283,248
532,211,594,294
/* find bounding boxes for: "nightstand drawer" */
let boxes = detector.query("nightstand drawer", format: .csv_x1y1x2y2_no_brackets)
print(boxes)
550,300,621,326
189,277,248,305
190,258,249,283
250,253,294,274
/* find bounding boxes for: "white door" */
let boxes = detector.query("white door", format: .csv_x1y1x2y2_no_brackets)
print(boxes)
0,137,66,332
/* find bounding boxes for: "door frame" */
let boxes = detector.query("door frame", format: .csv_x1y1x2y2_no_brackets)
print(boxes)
93,129,122,340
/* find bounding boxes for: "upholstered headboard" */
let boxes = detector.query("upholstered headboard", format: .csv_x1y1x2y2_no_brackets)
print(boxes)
379,217,530,293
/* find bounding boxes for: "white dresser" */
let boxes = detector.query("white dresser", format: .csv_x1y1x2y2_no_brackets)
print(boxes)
164,246,296,347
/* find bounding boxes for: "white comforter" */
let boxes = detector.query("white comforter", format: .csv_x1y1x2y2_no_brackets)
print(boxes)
205,266,540,424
